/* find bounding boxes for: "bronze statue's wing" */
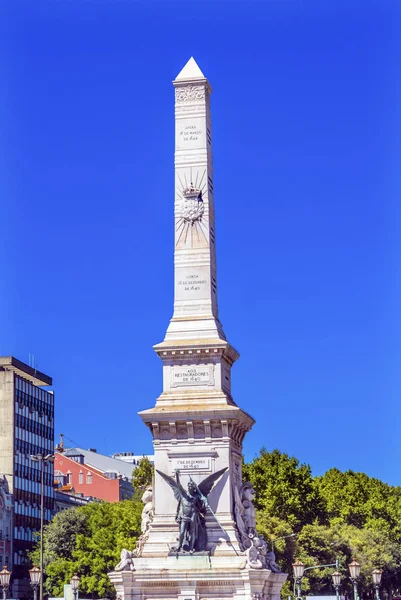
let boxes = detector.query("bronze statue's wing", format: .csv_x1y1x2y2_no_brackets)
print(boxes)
156,469,186,502
198,467,228,497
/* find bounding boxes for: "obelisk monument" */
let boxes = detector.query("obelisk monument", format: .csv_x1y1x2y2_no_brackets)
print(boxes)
164,55,225,343
109,57,287,600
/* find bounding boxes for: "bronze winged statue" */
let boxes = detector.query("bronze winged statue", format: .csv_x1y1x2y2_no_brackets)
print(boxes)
156,467,227,553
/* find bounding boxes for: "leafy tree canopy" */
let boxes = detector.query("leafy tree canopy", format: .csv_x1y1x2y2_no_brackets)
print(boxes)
131,456,154,491
30,498,142,599
243,448,325,530
244,449,401,599
315,468,401,538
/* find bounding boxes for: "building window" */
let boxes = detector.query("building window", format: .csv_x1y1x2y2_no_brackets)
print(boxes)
67,472,72,484
79,471,83,484
86,472,92,484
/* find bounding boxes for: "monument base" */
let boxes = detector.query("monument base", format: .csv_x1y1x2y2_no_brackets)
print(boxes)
109,556,287,600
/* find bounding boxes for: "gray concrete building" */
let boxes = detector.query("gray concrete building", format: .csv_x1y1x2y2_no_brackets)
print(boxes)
0,356,54,598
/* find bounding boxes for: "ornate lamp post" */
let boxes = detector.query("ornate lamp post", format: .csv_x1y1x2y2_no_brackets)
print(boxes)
349,558,361,600
70,574,80,600
70,573,79,600
293,560,305,600
332,570,342,600
372,569,382,600
0,567,11,600
29,566,41,600
30,453,54,600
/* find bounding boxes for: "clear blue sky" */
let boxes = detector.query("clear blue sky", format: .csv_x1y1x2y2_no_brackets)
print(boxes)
1,0,400,485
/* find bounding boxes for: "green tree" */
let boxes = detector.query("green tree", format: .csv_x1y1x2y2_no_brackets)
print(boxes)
72,499,142,598
243,448,325,531
132,456,154,491
30,498,142,599
296,522,401,599
243,450,401,599
29,508,89,596
338,523,401,598
316,469,401,540
31,507,88,564
292,522,341,595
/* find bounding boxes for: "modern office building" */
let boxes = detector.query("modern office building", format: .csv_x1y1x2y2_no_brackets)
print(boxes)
0,356,54,597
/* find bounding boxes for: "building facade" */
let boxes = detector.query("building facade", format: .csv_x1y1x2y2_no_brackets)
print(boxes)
54,449,134,502
0,476,12,570
54,489,94,513
0,356,54,597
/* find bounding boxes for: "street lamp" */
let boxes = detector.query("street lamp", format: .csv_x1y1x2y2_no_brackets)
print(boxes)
0,567,11,600
30,453,54,600
293,560,305,600
29,566,42,600
372,569,382,600
332,571,342,600
349,558,361,600
70,574,80,600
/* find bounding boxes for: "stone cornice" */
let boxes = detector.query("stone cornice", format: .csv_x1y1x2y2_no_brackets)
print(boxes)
153,338,239,366
138,404,255,432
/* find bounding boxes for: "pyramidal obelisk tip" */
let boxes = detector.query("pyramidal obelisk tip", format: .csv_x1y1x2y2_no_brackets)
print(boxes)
175,57,206,81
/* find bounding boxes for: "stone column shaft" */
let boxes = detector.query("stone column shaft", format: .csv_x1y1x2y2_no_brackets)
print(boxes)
164,58,225,342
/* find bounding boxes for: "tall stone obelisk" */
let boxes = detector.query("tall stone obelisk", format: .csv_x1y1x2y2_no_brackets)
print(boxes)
164,56,225,343
109,58,287,600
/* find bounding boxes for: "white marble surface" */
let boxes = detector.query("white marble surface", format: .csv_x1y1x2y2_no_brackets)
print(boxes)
109,57,286,600
137,58,255,558
163,56,224,343
109,563,287,600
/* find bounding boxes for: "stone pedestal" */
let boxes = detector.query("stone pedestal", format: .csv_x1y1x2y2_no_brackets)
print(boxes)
109,556,287,600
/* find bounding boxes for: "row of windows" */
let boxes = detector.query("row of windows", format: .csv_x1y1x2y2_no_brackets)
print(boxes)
14,478,54,501
15,375,54,402
14,488,54,510
14,463,53,486
15,437,53,457
15,402,53,427
15,388,54,419
13,551,30,566
0,555,10,567
14,511,51,529
14,503,43,521
15,378,54,404
15,412,53,440
63,471,92,485
13,520,42,537
15,451,53,468
15,427,53,453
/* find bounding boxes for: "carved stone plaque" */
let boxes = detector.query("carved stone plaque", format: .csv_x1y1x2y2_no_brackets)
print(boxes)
170,365,214,387
170,457,210,471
